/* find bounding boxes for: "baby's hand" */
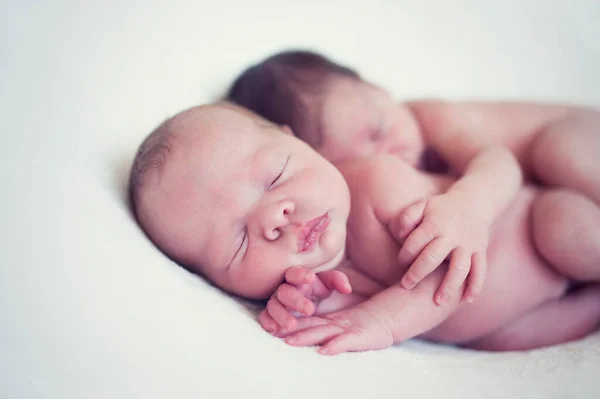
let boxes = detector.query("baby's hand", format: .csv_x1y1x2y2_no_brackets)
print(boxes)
258,267,351,334
390,191,489,305
281,304,396,355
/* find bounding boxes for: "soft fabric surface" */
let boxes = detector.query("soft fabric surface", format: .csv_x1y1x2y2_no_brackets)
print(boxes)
2,1,600,398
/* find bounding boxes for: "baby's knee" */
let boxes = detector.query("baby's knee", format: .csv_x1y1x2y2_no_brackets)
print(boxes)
529,128,571,181
529,113,600,187
531,189,600,279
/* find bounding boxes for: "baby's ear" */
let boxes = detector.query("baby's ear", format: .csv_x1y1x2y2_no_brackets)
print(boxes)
281,125,294,135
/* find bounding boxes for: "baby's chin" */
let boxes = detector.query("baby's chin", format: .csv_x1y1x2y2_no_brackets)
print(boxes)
311,246,345,274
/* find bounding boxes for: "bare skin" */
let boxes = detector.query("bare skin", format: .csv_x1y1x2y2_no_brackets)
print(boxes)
262,155,600,354
407,100,600,287
132,104,600,355
310,77,600,305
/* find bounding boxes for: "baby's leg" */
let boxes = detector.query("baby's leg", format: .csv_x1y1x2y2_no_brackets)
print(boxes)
531,188,600,281
465,285,600,351
529,109,600,204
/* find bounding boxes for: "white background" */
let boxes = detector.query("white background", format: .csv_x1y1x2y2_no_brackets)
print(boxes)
1,1,599,398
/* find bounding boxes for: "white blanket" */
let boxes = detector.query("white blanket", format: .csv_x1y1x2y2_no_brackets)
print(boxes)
2,1,599,398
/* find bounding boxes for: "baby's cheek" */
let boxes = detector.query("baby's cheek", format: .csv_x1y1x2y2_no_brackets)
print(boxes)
320,229,343,253
236,255,287,298
316,228,346,268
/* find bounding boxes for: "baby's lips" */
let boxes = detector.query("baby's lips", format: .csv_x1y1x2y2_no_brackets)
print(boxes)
297,213,330,253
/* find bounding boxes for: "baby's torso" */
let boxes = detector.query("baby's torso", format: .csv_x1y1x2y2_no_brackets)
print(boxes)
426,186,567,342
336,155,567,341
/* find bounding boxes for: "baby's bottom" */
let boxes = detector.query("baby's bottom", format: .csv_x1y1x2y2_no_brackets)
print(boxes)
465,284,600,351
466,185,600,352
529,109,600,204
531,188,600,282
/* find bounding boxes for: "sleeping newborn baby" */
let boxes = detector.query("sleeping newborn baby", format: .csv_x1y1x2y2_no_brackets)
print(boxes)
129,103,600,355
226,50,600,307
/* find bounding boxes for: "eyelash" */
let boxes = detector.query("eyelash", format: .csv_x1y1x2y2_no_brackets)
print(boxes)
370,118,386,140
268,156,290,190
232,156,290,259
233,156,290,263
231,227,247,265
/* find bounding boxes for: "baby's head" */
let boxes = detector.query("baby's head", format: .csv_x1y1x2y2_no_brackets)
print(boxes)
130,103,350,299
227,50,424,166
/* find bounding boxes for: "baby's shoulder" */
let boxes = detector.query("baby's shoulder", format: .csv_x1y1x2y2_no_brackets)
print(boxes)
336,154,422,194
338,155,445,223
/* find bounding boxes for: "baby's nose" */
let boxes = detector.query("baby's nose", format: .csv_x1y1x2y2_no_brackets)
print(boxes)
262,200,295,241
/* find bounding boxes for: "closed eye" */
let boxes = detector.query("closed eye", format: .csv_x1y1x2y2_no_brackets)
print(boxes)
268,156,290,190
369,129,382,140
229,228,247,267
369,118,386,141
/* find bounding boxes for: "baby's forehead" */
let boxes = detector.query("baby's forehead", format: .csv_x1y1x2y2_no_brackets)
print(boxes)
161,104,279,206
136,103,281,274
175,103,275,143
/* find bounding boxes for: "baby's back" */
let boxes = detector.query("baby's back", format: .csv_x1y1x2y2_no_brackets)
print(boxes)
339,155,568,343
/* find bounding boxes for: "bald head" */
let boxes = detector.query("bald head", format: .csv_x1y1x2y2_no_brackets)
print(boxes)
129,102,286,266
130,103,258,212
128,101,350,299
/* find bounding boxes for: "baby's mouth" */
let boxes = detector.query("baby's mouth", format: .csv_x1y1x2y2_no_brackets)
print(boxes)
297,213,330,253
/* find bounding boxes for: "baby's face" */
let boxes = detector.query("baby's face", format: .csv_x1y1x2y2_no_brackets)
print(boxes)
316,77,425,166
139,104,350,299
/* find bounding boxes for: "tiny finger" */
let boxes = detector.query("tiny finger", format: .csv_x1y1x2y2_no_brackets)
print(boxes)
285,267,316,286
318,332,363,355
258,310,279,334
285,324,345,347
267,297,297,330
276,284,315,315
465,251,487,303
318,270,352,295
402,236,454,290
435,247,470,305
389,200,426,242
277,316,332,338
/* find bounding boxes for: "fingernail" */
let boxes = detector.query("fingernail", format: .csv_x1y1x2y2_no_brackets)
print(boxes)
402,277,415,289
467,296,475,303
303,300,313,313
438,294,449,304
286,337,296,345
318,347,330,355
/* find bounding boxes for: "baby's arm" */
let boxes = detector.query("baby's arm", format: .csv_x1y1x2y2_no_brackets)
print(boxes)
408,100,600,205
343,155,498,304
406,100,573,173
274,158,467,354
282,266,464,355
392,103,526,303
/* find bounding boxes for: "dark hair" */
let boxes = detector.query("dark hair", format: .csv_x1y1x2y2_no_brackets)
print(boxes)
128,118,174,218
225,49,360,146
